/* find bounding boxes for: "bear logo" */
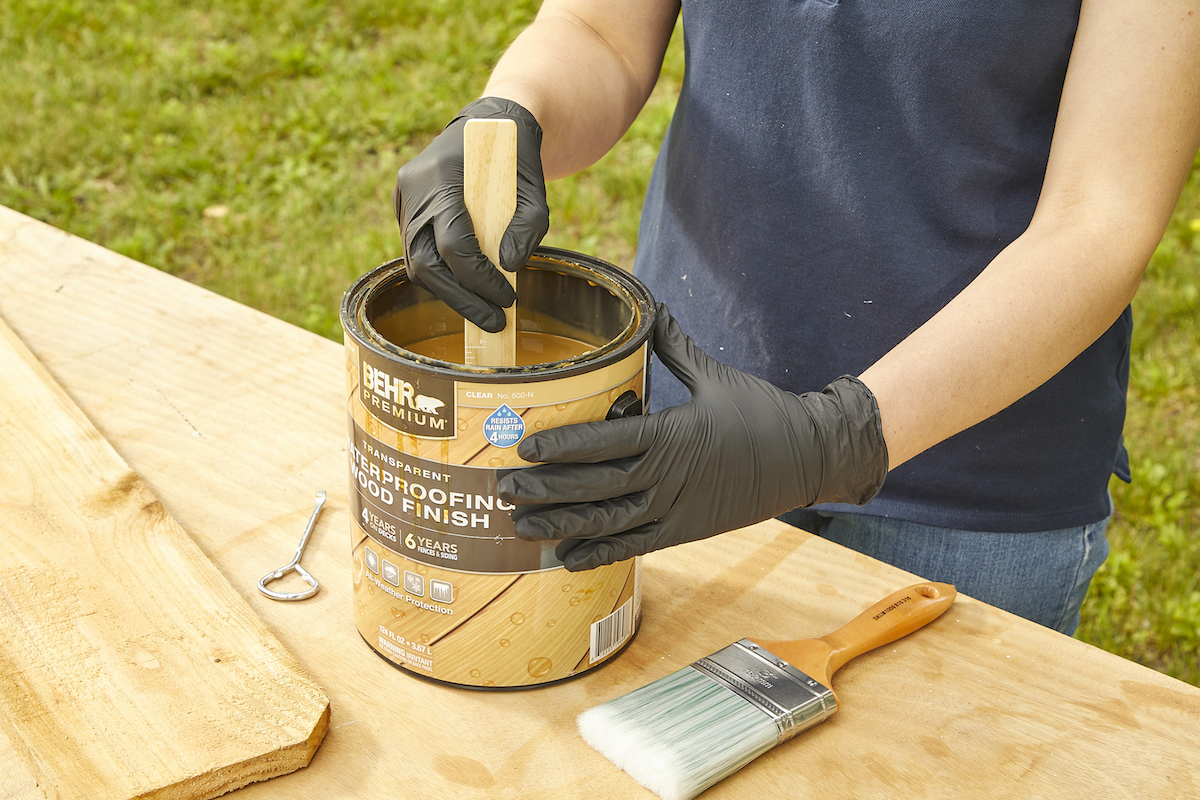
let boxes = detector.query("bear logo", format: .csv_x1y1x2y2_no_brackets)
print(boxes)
414,394,445,415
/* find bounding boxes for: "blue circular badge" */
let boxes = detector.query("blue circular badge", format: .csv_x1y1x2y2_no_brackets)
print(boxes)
482,403,525,448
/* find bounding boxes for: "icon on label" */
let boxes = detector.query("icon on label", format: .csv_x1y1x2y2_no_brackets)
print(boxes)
403,571,424,596
365,546,379,574
482,403,525,448
414,394,444,415
430,579,454,604
382,560,400,587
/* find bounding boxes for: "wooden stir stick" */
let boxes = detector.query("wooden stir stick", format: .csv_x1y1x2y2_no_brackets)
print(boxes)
463,118,518,366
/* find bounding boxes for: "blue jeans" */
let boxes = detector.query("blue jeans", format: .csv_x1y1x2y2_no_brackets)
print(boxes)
777,507,1111,635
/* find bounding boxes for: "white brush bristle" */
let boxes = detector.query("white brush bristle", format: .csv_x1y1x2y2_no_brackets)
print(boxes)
577,667,778,800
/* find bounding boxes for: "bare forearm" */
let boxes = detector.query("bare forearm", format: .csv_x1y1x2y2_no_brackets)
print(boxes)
483,3,678,179
860,0,1200,470
860,217,1153,469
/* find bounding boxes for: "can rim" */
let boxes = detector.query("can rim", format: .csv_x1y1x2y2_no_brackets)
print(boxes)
340,247,656,383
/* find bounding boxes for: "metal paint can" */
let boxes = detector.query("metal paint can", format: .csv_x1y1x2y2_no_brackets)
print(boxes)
341,247,655,689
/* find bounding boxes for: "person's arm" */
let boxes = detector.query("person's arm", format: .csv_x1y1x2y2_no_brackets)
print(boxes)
860,0,1200,468
495,0,1199,572
392,0,679,330
483,0,680,179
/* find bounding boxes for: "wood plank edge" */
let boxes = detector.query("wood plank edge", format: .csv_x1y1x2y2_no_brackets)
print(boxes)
133,703,331,800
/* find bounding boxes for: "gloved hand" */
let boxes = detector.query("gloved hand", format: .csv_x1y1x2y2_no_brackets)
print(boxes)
393,97,549,332
497,304,889,571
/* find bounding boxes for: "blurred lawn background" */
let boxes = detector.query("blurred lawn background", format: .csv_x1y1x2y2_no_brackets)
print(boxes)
2,1,1196,685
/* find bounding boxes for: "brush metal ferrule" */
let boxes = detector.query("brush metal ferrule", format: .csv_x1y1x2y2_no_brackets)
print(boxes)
690,639,837,743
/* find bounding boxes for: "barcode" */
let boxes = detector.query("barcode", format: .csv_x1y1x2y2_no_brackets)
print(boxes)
590,598,633,663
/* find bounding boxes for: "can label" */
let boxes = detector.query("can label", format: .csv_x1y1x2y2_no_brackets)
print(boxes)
344,293,651,687
352,537,641,686
357,347,456,438
349,419,558,573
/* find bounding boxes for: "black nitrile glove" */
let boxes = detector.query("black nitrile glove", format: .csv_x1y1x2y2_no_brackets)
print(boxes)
497,304,889,571
393,97,549,332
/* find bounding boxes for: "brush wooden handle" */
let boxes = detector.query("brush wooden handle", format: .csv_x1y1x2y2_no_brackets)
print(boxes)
752,581,955,687
463,117,518,366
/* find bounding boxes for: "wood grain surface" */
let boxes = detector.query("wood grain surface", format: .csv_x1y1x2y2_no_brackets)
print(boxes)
1,204,1197,799
463,117,518,366
0,314,329,799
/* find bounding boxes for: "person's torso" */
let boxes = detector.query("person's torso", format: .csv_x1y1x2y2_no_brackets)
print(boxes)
635,0,1129,531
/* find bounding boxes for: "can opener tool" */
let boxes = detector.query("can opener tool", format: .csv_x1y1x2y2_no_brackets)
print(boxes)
258,490,326,601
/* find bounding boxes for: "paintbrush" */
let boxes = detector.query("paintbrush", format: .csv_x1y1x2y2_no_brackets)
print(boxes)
577,581,956,800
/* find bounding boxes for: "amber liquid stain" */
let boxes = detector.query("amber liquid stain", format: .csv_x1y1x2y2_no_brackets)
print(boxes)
405,331,594,366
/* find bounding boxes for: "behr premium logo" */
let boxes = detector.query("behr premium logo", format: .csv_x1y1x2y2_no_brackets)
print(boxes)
359,350,455,438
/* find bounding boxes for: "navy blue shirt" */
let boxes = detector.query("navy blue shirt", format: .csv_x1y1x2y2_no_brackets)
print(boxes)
634,0,1130,532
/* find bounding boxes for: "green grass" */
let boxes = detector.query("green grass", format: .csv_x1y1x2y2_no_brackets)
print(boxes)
0,0,674,338
2,1,1196,686
1076,157,1200,686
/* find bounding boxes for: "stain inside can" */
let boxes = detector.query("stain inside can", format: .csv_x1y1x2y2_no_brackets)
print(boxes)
402,331,593,366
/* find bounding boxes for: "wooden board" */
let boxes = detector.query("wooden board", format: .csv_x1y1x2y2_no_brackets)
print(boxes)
1,204,1198,798
0,314,330,799
462,117,518,366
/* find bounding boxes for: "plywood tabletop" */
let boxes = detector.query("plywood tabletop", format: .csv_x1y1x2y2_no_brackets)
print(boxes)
2,205,1197,799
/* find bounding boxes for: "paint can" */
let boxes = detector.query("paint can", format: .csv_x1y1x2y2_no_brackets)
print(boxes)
341,247,655,688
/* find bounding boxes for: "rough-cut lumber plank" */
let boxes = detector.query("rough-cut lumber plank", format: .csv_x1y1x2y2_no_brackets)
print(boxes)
0,314,330,800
